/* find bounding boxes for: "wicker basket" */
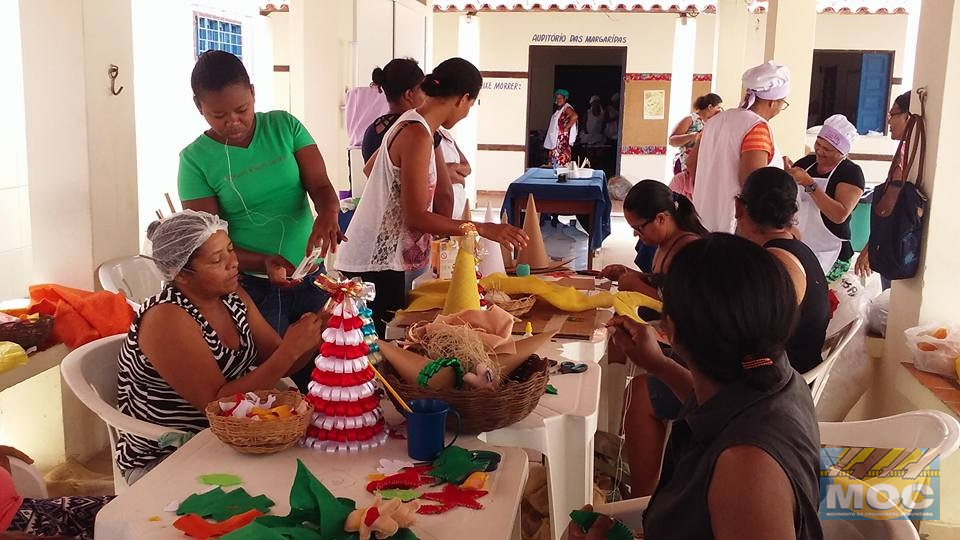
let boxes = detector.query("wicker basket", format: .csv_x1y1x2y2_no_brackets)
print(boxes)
485,291,537,318
0,315,54,349
205,390,313,454
379,354,548,434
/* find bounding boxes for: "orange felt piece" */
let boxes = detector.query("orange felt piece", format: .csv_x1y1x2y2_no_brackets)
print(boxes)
28,284,134,348
173,509,263,538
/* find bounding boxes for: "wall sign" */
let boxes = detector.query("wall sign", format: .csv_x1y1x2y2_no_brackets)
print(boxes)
531,33,628,44
481,80,524,91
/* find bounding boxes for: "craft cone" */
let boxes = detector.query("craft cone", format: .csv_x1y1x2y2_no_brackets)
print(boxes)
495,331,557,376
500,209,515,266
442,233,482,315
460,198,472,223
378,340,454,389
478,205,506,276
516,194,550,269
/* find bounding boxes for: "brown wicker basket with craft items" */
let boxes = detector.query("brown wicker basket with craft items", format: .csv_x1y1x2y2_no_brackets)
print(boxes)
378,353,548,433
205,390,313,454
483,289,536,318
0,315,54,350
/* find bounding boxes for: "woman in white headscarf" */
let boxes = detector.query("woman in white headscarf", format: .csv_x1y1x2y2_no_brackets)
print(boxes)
785,114,865,281
692,61,791,233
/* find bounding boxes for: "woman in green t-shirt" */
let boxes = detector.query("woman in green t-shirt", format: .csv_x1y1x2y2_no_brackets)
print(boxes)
178,51,341,390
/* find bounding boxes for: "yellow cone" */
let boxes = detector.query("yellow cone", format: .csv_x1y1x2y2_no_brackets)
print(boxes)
442,233,482,314
516,194,550,269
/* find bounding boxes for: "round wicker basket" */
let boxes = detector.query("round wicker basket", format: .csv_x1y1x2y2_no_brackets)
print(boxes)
205,390,312,454
0,315,54,349
379,354,548,434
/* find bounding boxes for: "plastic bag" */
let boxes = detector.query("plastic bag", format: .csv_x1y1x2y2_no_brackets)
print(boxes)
866,289,891,337
608,175,633,201
0,341,28,374
904,323,960,380
826,272,880,337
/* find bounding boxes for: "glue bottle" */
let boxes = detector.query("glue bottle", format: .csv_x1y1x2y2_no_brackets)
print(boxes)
524,322,533,337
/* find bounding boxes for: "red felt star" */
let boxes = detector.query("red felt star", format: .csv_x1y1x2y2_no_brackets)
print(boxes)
366,465,435,493
415,484,488,514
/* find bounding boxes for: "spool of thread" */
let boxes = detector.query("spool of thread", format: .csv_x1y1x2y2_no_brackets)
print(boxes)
516,263,531,277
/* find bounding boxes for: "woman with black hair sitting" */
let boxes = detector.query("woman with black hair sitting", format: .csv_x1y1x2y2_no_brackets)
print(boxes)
735,166,830,374
604,233,822,539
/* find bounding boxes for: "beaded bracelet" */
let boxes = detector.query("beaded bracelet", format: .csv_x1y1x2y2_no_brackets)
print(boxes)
417,357,465,389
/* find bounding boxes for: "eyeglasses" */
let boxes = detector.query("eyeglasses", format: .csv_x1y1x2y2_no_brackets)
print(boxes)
633,217,656,233
780,99,790,111
888,110,907,119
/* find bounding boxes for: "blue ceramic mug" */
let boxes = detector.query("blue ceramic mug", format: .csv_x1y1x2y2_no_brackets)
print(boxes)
406,399,461,461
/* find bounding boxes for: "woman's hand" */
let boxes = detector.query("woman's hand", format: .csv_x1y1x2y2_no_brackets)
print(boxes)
607,316,671,373
278,310,325,359
599,264,628,281
854,251,872,279
475,222,529,251
265,255,299,287
308,213,347,258
618,270,651,293
785,164,815,188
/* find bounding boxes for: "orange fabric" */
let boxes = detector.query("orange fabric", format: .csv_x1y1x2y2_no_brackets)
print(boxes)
173,509,263,539
740,122,774,161
28,284,134,348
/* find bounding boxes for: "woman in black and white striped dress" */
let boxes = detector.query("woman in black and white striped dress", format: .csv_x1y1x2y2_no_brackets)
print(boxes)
116,211,326,484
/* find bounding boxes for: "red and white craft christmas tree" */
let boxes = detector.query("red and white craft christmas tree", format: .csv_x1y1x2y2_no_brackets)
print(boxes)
302,274,388,452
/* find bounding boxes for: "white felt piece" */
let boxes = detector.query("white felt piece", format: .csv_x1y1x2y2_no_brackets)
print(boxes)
332,303,343,317
314,356,370,373
307,381,376,401
377,458,415,475
164,500,180,513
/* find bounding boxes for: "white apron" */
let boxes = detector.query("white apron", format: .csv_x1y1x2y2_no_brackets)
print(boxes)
694,109,783,233
795,161,844,274
543,103,578,150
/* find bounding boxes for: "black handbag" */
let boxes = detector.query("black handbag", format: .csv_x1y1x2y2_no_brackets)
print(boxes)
868,98,927,280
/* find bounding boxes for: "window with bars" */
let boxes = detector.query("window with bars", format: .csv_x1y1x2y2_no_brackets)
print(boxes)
195,14,242,58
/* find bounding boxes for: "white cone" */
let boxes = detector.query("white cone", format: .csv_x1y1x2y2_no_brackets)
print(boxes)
479,204,506,276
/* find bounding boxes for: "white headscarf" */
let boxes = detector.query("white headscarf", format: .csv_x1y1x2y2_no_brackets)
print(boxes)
818,114,858,155
741,61,791,109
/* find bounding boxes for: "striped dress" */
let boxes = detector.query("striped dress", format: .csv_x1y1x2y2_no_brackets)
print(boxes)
115,286,258,473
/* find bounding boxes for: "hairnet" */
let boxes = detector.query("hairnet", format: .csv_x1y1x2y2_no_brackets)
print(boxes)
143,210,228,280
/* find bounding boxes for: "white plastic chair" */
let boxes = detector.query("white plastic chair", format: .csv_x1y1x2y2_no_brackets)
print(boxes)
804,317,863,406
579,410,960,540
60,335,185,494
9,455,48,498
97,255,164,310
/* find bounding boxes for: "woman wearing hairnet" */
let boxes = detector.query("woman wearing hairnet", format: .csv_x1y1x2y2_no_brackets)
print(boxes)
785,114,865,281
114,210,325,485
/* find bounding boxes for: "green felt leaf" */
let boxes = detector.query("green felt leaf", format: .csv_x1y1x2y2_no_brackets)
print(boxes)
176,487,274,521
376,489,420,502
428,446,487,484
198,473,244,486
569,509,634,540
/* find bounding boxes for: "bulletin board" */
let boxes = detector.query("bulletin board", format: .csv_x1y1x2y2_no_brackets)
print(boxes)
692,81,713,105
622,78,671,147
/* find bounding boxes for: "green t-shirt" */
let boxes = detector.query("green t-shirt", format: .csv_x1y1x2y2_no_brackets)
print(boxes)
178,110,316,269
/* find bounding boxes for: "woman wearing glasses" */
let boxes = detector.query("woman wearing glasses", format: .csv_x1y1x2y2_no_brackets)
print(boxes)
854,90,912,287
691,61,792,233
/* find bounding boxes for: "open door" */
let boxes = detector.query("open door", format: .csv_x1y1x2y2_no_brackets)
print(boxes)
856,53,892,135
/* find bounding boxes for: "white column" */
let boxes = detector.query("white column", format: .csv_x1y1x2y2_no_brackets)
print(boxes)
289,0,350,190
20,0,139,290
900,0,921,92
664,14,696,183
454,13,480,205
763,0,817,159
711,0,749,104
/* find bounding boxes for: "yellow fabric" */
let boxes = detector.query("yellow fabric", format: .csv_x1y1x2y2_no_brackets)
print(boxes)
442,234,482,315
404,273,661,322
0,341,28,374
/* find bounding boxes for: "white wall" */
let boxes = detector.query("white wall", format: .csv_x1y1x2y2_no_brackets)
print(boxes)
132,0,274,237
0,0,31,300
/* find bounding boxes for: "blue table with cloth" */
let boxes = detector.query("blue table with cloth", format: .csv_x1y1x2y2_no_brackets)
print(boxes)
502,168,612,269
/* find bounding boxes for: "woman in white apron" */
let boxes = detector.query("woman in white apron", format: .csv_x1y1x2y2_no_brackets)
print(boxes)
786,114,865,281
543,89,578,167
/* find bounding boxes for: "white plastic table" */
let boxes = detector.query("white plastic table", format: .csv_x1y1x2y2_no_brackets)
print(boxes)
94,430,529,540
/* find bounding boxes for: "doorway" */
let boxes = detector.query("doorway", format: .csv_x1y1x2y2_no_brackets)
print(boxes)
526,46,627,178
809,50,893,134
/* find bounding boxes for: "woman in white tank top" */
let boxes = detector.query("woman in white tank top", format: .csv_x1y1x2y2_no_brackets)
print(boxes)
335,58,528,334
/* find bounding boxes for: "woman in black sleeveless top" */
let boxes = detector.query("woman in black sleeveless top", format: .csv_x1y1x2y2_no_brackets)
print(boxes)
735,167,830,373
596,234,822,539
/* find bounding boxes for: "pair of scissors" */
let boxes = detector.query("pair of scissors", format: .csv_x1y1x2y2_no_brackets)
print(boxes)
557,361,587,374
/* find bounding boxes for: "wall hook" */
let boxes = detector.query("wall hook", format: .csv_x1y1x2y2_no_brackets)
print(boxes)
108,64,124,96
